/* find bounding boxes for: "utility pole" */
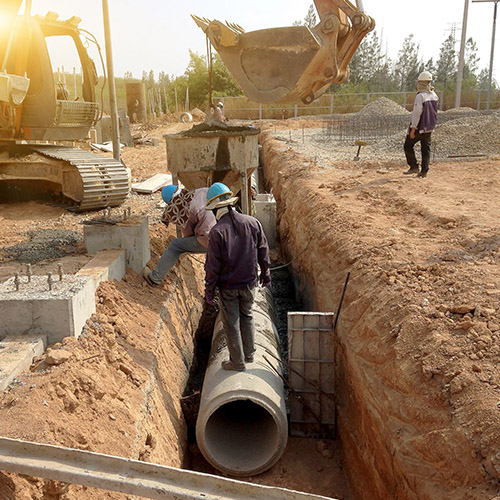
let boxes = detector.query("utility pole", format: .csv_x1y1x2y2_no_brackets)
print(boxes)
455,0,470,109
102,0,121,162
472,0,499,110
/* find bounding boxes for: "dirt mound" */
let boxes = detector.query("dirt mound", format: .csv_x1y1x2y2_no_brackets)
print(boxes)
357,96,409,117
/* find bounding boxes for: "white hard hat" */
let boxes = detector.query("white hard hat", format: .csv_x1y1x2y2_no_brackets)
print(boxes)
418,71,432,82
217,101,224,108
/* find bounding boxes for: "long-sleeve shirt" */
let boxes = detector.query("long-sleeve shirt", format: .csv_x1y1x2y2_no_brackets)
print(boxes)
205,210,270,300
182,188,216,248
410,90,439,133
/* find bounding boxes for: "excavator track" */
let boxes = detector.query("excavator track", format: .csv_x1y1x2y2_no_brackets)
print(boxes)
31,146,130,211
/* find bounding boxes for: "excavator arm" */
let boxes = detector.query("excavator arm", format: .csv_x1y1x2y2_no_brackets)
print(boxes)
193,0,374,105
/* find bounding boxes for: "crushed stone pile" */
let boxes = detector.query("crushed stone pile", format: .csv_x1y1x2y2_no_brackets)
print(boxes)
433,114,500,156
356,97,409,117
442,106,477,114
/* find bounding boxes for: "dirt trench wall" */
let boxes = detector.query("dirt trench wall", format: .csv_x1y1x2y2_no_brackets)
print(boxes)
261,132,496,500
0,226,205,499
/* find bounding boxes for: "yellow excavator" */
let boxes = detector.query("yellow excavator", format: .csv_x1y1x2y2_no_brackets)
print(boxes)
0,0,129,210
193,0,374,105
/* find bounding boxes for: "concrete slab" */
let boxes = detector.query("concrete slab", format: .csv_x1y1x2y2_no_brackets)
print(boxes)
84,216,150,275
77,249,126,291
0,334,47,391
0,275,95,345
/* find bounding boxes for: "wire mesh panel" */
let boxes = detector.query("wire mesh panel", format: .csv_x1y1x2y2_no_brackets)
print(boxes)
288,312,335,438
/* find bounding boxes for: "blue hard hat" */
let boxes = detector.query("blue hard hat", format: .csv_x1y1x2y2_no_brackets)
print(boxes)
206,183,231,205
162,185,179,204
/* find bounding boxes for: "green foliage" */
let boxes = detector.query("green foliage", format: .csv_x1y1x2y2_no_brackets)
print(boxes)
435,33,456,89
393,35,423,91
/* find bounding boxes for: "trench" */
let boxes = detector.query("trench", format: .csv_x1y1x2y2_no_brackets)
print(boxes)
1,132,494,500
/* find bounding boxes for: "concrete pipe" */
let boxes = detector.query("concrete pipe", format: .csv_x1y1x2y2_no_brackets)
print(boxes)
196,287,288,477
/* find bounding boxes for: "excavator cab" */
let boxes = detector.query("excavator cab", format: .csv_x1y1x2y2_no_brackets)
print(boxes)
1,10,99,141
193,0,374,105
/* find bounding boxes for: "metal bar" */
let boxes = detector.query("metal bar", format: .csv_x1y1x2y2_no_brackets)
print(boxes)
455,0,470,109
0,437,334,500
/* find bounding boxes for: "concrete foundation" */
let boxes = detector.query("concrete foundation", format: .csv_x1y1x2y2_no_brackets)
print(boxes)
77,249,126,291
0,275,95,345
0,334,47,391
253,193,277,249
83,216,150,275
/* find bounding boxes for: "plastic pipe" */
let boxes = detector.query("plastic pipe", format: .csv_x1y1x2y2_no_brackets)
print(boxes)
196,287,288,477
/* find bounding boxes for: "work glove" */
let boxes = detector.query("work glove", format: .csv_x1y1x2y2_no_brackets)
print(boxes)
259,273,271,288
205,292,215,306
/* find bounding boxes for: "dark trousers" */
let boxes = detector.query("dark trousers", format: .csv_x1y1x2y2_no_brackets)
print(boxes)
404,131,432,172
219,286,256,367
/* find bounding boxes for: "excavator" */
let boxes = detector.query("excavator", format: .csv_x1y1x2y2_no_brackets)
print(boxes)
0,0,129,210
193,0,374,105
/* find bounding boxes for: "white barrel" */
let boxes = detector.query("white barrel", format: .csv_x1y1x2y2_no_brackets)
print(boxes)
195,287,288,477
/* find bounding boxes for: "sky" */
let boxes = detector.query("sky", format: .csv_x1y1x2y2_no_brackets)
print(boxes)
15,0,500,82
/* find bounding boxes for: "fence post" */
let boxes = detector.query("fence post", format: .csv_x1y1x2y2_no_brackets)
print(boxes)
403,92,407,110
259,103,262,121
477,89,481,110
330,94,334,114
294,104,298,118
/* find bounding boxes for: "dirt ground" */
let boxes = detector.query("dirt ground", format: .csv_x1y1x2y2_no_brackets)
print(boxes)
0,114,499,499
261,129,500,499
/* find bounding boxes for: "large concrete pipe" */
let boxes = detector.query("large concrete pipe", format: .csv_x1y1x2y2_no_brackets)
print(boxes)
196,287,288,477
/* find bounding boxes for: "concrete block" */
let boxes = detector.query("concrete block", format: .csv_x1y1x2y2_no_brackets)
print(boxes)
0,334,46,391
0,275,96,345
84,216,150,275
254,194,277,249
77,249,126,291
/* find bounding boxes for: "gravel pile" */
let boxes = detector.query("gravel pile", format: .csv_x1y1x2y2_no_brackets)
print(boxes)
356,97,409,117
3,229,83,263
433,113,500,157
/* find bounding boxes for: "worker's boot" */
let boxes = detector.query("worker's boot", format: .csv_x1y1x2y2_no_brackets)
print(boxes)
417,170,428,178
403,167,419,175
221,360,246,371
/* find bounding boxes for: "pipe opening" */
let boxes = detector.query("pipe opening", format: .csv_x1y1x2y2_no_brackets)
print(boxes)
204,399,280,473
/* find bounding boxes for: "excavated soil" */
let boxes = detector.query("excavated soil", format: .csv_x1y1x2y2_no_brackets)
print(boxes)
0,110,499,499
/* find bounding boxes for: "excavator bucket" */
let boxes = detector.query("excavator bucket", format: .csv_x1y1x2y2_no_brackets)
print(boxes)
193,0,374,105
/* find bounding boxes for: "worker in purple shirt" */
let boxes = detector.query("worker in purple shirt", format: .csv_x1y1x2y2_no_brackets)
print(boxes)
403,71,439,178
204,183,271,371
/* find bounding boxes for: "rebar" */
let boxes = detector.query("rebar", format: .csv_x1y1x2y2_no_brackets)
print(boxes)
57,263,63,281
26,264,32,283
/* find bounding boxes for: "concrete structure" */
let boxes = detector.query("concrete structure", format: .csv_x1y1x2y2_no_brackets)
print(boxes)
77,249,126,291
0,436,335,500
0,335,46,391
196,288,288,477
165,125,260,214
84,216,150,275
254,193,277,249
288,312,336,438
0,275,95,345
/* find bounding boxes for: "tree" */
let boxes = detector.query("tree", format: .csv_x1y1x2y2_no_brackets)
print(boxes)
348,31,396,91
393,35,423,91
169,51,242,109
435,33,456,89
460,37,480,89
293,4,317,28
123,71,133,80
